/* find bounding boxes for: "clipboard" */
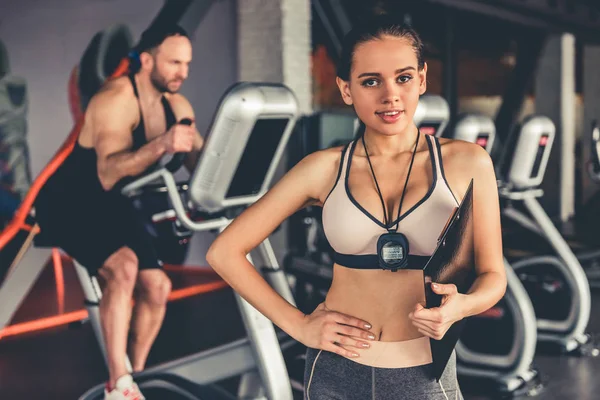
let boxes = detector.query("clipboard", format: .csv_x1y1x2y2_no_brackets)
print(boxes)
423,179,476,381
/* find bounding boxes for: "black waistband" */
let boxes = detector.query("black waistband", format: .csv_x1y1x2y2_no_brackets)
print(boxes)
333,252,429,271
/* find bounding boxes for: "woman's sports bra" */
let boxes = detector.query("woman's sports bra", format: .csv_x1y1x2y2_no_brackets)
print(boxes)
322,134,459,270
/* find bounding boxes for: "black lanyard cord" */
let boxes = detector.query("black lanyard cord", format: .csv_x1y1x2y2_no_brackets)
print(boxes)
362,129,421,232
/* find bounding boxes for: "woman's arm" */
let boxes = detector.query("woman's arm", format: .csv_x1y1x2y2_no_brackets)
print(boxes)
410,142,507,339
207,148,375,356
460,144,507,315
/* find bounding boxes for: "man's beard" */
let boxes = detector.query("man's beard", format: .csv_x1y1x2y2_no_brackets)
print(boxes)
150,68,179,94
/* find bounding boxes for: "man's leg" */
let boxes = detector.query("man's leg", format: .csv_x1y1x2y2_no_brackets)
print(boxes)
128,269,172,372
97,247,139,387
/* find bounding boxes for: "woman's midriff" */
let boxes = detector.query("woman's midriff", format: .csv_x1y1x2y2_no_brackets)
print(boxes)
324,264,433,367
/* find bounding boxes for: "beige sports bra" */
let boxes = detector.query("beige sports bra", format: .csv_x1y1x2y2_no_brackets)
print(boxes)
321,135,458,270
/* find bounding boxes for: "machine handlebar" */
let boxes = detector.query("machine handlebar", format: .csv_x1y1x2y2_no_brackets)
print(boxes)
165,117,193,173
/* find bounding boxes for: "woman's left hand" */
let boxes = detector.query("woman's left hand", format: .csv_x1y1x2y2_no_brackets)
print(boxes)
408,282,467,340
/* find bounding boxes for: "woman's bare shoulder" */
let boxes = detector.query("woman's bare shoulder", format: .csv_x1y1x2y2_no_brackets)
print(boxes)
437,137,496,197
294,144,347,172
290,144,349,203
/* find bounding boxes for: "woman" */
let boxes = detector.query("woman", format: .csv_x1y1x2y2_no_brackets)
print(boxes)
207,15,506,400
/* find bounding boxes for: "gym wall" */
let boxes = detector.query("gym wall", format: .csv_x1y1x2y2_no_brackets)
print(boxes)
0,0,238,266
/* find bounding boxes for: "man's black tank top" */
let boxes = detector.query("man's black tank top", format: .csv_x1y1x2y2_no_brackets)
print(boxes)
36,74,177,214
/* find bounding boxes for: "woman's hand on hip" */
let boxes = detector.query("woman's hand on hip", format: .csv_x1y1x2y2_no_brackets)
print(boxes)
298,302,376,358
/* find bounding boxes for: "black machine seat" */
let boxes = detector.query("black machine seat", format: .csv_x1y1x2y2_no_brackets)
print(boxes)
78,24,133,111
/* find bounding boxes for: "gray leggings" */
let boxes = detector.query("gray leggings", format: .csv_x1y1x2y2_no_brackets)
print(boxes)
303,348,463,400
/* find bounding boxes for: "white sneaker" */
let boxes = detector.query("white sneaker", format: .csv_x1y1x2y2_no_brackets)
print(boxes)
104,374,145,400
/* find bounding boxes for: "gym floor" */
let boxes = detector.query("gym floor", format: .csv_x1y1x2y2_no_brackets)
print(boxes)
1,259,599,400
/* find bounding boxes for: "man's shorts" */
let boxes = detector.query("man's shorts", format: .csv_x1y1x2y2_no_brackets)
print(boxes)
35,191,162,275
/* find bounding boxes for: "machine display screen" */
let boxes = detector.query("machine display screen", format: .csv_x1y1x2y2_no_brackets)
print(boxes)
419,122,441,136
531,133,550,178
226,118,290,198
476,134,489,148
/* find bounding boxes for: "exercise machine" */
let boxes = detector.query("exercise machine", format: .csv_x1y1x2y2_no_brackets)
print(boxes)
452,113,495,152
448,114,542,397
579,120,600,286
414,94,450,137
563,120,600,288
0,39,30,210
500,116,597,356
0,39,31,277
76,82,301,399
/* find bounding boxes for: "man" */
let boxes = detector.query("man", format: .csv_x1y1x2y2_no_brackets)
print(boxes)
34,25,203,400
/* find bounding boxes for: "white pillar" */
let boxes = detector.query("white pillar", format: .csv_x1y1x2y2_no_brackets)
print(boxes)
237,0,312,263
237,0,312,114
535,33,576,222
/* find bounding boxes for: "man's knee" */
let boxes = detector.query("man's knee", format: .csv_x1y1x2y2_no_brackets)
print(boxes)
138,270,171,306
101,247,139,290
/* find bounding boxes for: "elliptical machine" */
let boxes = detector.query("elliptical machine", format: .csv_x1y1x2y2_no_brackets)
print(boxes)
413,94,451,137
452,114,495,152
569,120,600,288
449,114,542,397
499,116,598,356
78,82,301,400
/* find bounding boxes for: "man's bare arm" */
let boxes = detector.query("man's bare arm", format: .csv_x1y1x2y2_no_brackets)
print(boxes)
91,91,168,191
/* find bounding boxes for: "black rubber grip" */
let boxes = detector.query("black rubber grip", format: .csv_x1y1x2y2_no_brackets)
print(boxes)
165,117,193,172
